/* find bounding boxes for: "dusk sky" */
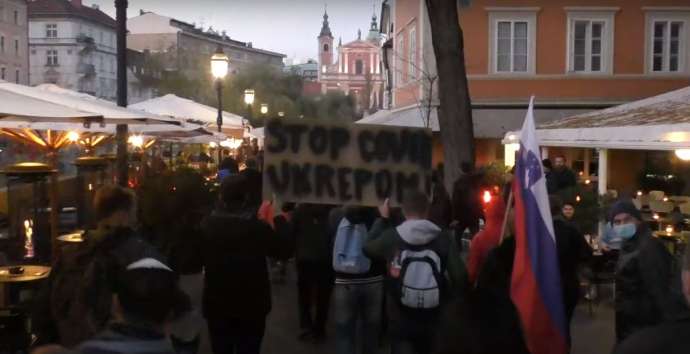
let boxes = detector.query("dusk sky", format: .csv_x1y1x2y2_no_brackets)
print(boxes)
90,0,381,63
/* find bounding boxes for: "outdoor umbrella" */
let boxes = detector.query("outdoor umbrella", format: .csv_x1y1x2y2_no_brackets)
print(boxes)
129,94,245,136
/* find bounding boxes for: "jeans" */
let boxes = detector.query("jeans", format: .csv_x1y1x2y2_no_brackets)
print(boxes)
206,316,265,354
390,313,438,354
297,261,334,334
334,281,384,354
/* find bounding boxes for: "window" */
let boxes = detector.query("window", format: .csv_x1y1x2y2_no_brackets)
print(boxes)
355,59,363,75
323,43,329,52
46,50,58,66
0,36,4,53
651,21,684,72
1,67,5,80
13,10,17,25
566,10,615,74
99,31,103,44
409,28,417,80
14,39,18,56
15,69,19,84
397,35,404,85
572,21,603,72
46,24,58,38
496,21,528,72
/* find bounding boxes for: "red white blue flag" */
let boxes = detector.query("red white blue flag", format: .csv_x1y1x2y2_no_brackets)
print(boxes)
511,97,568,354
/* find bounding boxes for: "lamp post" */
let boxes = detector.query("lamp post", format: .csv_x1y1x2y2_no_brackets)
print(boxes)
211,46,229,164
244,89,255,130
115,0,128,187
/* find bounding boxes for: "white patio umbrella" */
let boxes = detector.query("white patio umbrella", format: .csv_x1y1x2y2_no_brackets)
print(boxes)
129,94,245,131
0,83,179,125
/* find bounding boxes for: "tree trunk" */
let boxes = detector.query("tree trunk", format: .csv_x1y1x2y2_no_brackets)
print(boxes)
115,0,128,187
424,0,475,192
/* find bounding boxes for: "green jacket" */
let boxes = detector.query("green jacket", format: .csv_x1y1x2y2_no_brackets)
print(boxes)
363,218,468,300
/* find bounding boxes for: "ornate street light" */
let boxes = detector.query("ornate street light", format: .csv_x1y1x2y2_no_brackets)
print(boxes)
210,46,229,164
260,103,269,115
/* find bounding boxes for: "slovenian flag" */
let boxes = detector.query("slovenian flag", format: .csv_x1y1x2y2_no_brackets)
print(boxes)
511,97,568,354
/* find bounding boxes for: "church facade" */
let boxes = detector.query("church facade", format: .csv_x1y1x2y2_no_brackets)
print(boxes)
317,10,384,114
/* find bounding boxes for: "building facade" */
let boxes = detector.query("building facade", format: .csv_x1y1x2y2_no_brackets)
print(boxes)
317,10,385,113
28,0,117,99
284,59,318,81
0,0,29,84
380,0,690,166
127,11,285,80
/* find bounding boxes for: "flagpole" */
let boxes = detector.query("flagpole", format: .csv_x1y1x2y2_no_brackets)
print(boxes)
499,188,513,244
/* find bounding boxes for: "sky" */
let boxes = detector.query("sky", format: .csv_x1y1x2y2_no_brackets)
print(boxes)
90,0,380,63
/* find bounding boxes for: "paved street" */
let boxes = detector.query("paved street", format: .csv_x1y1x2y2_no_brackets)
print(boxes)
183,263,617,354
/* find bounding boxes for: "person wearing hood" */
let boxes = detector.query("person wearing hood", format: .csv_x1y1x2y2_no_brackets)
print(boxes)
200,174,291,354
364,190,467,354
613,244,690,354
467,196,506,285
608,200,689,342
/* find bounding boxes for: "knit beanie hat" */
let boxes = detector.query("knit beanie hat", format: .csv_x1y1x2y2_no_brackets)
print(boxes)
608,200,642,223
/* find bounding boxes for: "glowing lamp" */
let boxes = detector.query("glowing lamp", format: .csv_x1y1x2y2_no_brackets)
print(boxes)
665,225,674,234
482,190,492,204
576,195,581,203
209,142,218,148
585,179,591,185
653,213,660,220
675,149,690,161
663,197,669,202
260,104,269,115
210,46,229,79
24,219,34,259
244,89,255,105
579,171,584,176
637,191,643,196
67,131,80,142
278,111,285,117
128,135,144,148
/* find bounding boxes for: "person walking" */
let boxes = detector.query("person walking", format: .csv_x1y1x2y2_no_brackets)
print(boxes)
32,186,166,347
613,244,690,354
364,191,467,354
329,206,383,354
608,200,689,342
292,203,335,342
200,173,291,354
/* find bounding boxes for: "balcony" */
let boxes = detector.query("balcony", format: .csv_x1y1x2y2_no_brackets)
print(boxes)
77,34,96,54
77,63,96,77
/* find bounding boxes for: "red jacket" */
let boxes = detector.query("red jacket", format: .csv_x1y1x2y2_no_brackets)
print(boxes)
467,198,506,284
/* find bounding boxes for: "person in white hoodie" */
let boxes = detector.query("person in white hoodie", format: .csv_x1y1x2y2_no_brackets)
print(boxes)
364,190,467,354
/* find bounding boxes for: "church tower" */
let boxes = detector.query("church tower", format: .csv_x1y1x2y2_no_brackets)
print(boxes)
318,9,334,70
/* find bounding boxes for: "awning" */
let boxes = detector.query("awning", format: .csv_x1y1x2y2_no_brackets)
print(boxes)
503,86,690,150
129,94,245,129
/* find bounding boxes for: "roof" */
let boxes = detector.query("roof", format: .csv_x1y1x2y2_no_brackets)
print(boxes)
503,87,690,151
539,86,690,129
341,39,379,49
28,0,116,29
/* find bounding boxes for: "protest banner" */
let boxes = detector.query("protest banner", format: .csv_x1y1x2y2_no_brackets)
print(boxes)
262,118,433,206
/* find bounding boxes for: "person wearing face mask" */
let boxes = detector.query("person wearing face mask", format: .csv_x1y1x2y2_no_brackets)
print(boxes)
609,200,690,343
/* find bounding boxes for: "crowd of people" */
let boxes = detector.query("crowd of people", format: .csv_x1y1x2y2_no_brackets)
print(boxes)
25,157,690,354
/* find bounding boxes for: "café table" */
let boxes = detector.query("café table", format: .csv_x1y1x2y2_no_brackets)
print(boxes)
0,265,51,308
652,231,685,254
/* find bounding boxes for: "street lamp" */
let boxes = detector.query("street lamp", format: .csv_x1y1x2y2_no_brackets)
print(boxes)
260,103,269,115
211,45,228,164
244,89,255,129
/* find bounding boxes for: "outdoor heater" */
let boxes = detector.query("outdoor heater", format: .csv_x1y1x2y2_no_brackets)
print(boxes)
0,163,55,263
74,157,109,229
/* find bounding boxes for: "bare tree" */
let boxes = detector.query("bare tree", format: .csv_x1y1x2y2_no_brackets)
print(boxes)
425,0,475,190
388,47,438,129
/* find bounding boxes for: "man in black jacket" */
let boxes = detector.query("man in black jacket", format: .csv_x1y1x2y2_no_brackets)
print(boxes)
613,241,690,354
609,200,689,342
200,174,291,354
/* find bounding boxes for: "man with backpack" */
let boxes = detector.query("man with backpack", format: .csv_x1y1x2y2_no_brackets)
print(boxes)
32,186,168,347
329,206,383,354
364,191,467,354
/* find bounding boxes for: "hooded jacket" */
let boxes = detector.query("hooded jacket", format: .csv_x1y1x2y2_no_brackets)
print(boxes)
614,224,689,342
78,322,175,354
363,217,468,319
200,208,290,320
467,200,506,284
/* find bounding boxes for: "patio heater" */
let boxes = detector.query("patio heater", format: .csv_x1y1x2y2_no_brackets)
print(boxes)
74,157,109,229
0,163,56,263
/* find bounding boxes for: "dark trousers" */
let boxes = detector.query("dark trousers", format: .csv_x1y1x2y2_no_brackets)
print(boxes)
296,261,333,334
206,316,266,354
390,314,438,354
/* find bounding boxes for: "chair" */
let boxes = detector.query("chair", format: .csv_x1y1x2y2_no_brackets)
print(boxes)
632,199,642,210
649,200,674,214
669,196,690,204
649,190,665,201
679,203,690,216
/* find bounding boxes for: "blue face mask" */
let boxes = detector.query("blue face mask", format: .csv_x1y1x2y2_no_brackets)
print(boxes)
613,223,637,239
